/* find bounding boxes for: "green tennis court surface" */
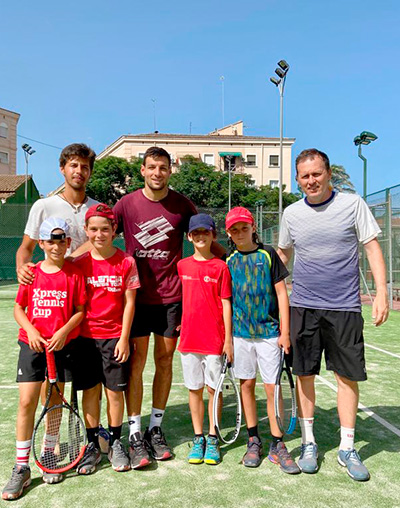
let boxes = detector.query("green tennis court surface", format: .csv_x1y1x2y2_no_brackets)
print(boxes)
0,286,399,508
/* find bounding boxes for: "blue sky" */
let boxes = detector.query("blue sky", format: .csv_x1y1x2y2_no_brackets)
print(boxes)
3,0,399,196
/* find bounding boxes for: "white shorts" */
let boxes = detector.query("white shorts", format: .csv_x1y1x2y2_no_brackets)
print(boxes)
180,353,223,390
233,336,281,384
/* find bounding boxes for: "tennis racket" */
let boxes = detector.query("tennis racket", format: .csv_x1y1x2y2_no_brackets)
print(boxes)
274,348,297,435
32,347,87,474
212,355,242,444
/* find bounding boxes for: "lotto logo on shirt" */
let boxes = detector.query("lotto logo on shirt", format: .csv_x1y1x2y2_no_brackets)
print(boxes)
31,288,67,317
203,276,217,283
86,275,123,292
134,216,173,259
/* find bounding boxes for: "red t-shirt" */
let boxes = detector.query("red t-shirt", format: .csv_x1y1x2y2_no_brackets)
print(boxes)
113,189,197,305
16,261,86,345
177,256,232,355
74,248,140,339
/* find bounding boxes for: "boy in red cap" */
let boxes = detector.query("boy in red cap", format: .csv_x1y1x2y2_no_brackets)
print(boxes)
73,204,140,473
225,207,299,474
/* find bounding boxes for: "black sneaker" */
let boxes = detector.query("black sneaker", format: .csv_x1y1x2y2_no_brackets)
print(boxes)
144,426,173,461
76,442,101,475
129,432,152,469
2,465,31,501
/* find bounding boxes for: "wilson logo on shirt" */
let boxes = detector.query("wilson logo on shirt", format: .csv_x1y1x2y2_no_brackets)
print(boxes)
86,275,123,292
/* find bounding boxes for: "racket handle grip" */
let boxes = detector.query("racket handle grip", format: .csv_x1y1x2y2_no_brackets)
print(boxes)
45,347,57,383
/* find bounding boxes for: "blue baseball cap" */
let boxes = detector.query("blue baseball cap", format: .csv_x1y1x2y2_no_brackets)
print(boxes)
188,213,216,234
39,217,70,240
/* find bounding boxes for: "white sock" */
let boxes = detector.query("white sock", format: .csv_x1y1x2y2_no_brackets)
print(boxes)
16,439,31,466
128,415,141,438
43,433,57,453
299,417,316,445
149,408,164,430
339,426,355,451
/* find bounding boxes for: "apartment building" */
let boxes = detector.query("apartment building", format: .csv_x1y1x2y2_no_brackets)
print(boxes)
98,121,295,191
0,107,20,176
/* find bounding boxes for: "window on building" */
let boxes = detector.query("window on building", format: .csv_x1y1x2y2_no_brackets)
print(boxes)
0,123,8,139
246,154,257,166
0,151,9,164
137,152,145,159
203,154,214,166
269,180,279,188
269,155,279,167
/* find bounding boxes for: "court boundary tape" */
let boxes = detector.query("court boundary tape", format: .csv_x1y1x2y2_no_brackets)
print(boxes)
316,375,400,438
364,343,400,359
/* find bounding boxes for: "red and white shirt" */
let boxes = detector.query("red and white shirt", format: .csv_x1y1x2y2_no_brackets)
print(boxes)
74,248,140,339
16,261,87,345
177,256,232,355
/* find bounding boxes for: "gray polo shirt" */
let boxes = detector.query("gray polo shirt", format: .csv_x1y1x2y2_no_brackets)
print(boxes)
278,191,381,312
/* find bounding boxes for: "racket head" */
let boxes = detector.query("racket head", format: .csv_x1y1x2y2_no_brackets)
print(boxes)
32,400,87,473
213,358,242,444
274,349,297,435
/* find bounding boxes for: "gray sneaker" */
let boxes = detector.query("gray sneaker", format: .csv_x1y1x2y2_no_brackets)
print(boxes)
338,449,370,481
2,465,31,501
298,442,318,473
108,439,130,472
242,436,263,468
77,442,101,475
42,470,63,484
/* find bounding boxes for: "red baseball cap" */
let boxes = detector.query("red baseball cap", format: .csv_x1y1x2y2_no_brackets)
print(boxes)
225,206,254,230
85,203,115,224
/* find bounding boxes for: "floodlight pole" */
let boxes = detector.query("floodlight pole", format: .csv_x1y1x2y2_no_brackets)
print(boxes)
358,144,367,201
270,60,289,228
22,144,35,220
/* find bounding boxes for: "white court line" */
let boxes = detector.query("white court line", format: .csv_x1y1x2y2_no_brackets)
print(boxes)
365,343,400,359
317,375,400,438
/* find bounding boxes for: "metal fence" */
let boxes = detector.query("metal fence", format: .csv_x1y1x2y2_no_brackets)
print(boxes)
366,184,400,306
1,195,398,309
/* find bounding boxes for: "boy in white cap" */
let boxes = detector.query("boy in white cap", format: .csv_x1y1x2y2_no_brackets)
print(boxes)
2,218,86,501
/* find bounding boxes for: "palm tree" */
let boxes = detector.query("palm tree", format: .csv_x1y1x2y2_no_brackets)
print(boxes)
330,164,356,193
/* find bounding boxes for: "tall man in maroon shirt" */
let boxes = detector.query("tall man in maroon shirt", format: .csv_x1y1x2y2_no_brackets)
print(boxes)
113,146,197,467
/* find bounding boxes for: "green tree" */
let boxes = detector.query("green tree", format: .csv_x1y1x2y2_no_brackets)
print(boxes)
86,156,144,205
330,164,356,194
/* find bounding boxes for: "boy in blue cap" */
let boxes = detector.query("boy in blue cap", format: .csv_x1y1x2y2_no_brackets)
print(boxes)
177,214,232,465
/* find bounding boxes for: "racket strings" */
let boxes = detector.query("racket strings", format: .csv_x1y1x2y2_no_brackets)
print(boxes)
33,405,86,471
216,377,241,443
276,371,296,433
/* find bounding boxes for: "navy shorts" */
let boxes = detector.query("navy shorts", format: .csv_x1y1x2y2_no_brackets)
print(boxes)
290,307,367,381
131,302,182,339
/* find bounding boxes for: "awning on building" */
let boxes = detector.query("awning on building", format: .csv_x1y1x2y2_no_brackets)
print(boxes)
218,152,242,157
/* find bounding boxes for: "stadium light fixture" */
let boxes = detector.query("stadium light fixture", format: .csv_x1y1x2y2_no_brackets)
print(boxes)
269,59,290,228
22,143,36,220
353,131,378,200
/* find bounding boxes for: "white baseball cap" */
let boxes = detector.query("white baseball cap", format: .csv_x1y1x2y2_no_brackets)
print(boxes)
39,217,70,240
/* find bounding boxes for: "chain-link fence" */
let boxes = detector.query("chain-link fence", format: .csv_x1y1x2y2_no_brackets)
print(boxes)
2,195,398,309
366,184,400,306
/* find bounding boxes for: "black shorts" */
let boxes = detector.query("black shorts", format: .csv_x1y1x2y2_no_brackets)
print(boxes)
290,307,367,382
70,337,129,392
16,340,73,383
131,302,182,339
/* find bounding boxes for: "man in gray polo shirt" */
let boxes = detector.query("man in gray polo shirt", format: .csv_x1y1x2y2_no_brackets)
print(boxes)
278,148,388,481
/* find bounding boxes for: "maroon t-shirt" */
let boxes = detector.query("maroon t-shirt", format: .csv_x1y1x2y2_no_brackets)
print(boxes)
113,189,197,305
